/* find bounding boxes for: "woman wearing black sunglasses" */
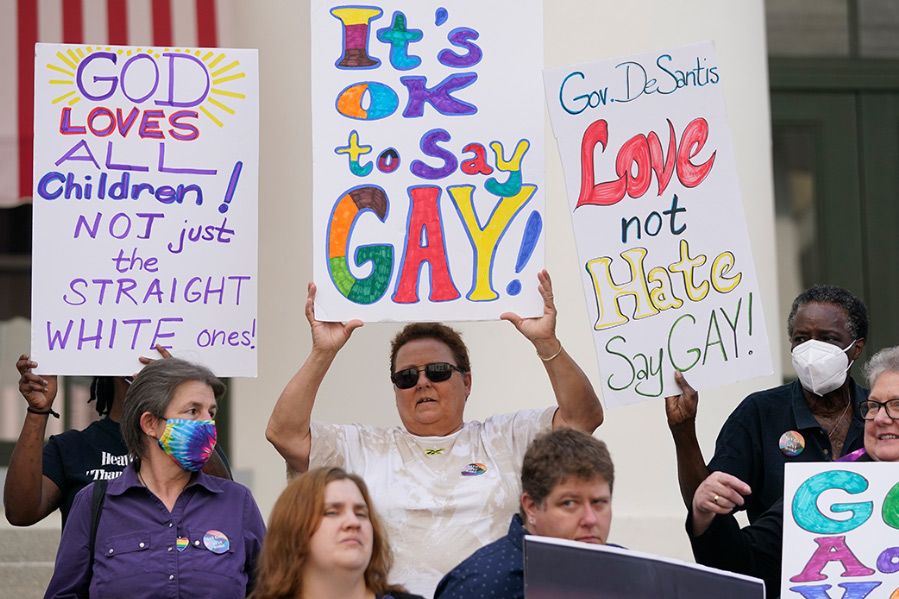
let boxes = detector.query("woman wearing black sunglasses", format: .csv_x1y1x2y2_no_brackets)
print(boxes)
267,269,603,598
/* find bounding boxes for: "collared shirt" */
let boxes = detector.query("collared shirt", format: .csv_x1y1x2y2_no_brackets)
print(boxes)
45,463,265,599
708,379,867,522
434,514,528,599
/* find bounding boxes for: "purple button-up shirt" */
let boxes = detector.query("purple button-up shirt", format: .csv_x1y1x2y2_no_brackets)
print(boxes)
45,463,265,599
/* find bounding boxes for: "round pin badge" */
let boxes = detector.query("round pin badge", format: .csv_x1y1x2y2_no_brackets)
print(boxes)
203,530,230,554
779,430,805,457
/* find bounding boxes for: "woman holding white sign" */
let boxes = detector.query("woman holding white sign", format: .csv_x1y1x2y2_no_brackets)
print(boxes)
686,344,899,598
266,270,603,597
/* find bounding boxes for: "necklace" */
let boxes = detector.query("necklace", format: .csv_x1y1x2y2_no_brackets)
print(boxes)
825,392,851,445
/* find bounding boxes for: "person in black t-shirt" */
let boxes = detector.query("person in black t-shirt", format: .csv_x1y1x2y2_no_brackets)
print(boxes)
664,285,869,523
4,349,231,528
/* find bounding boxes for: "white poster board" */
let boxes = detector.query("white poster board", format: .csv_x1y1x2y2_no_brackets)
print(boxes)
311,0,545,322
782,462,899,599
32,43,259,376
544,42,772,407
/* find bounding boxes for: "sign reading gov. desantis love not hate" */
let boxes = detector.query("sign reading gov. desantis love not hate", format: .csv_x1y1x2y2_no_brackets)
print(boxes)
32,43,259,376
311,0,545,322
782,462,899,599
544,42,772,407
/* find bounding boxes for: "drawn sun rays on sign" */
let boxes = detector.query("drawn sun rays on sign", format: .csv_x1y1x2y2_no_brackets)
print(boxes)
193,48,247,127
45,46,247,127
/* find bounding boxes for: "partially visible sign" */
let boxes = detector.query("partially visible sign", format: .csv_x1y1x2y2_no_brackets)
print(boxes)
782,462,899,598
525,536,765,598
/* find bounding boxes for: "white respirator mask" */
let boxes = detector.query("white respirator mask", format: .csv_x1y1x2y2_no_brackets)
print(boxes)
791,339,856,396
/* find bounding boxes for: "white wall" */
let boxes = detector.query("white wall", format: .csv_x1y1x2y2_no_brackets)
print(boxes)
229,0,780,561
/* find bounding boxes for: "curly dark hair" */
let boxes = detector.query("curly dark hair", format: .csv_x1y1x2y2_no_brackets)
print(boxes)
89,376,116,416
389,322,471,374
787,285,868,340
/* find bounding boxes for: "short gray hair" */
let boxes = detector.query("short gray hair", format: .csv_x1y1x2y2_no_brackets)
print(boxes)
864,346,899,389
121,358,225,459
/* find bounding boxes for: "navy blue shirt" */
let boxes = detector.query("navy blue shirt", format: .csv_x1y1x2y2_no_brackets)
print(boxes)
707,379,867,522
43,417,130,527
45,463,265,599
435,514,527,599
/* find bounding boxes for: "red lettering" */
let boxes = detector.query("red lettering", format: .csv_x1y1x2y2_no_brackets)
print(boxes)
54,107,201,141
138,109,165,139
460,143,493,175
677,117,716,188
87,106,116,137
647,120,676,195
115,107,140,137
59,107,86,134
392,186,460,303
576,117,717,208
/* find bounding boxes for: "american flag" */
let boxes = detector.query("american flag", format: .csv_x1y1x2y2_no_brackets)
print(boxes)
0,0,235,207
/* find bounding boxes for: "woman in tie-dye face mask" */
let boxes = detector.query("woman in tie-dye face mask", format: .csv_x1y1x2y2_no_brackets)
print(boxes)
45,358,266,599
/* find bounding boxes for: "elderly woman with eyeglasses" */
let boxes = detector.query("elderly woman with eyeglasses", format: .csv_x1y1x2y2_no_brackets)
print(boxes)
45,358,265,599
685,345,899,598
266,270,603,597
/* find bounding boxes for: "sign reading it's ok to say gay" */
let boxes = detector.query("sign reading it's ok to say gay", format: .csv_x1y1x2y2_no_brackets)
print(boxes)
311,0,545,322
32,43,259,376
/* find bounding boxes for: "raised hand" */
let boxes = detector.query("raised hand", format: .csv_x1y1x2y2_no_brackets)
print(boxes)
665,370,698,429
501,270,560,356
16,355,58,412
306,282,363,354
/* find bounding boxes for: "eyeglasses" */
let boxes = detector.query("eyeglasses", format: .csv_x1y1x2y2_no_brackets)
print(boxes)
859,399,899,421
391,362,464,389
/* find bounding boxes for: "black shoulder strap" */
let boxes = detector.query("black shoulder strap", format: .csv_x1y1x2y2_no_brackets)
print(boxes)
87,480,108,573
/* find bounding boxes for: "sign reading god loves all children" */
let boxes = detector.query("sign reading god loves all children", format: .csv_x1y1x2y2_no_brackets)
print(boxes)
544,42,772,406
782,462,899,598
311,0,545,322
32,43,259,376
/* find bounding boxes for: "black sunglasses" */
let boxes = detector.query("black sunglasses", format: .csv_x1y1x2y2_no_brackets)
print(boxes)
391,362,464,389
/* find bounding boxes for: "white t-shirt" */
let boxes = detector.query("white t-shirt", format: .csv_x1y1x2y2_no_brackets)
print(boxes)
310,407,555,598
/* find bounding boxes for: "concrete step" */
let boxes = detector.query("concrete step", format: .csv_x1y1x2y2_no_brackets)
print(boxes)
0,520,60,599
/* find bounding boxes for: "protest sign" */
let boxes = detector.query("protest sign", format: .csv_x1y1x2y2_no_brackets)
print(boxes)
525,535,765,598
311,1,545,322
543,42,772,406
782,462,899,599
32,43,259,376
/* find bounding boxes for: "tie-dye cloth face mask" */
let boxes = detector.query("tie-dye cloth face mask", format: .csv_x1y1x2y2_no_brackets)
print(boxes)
157,418,217,472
